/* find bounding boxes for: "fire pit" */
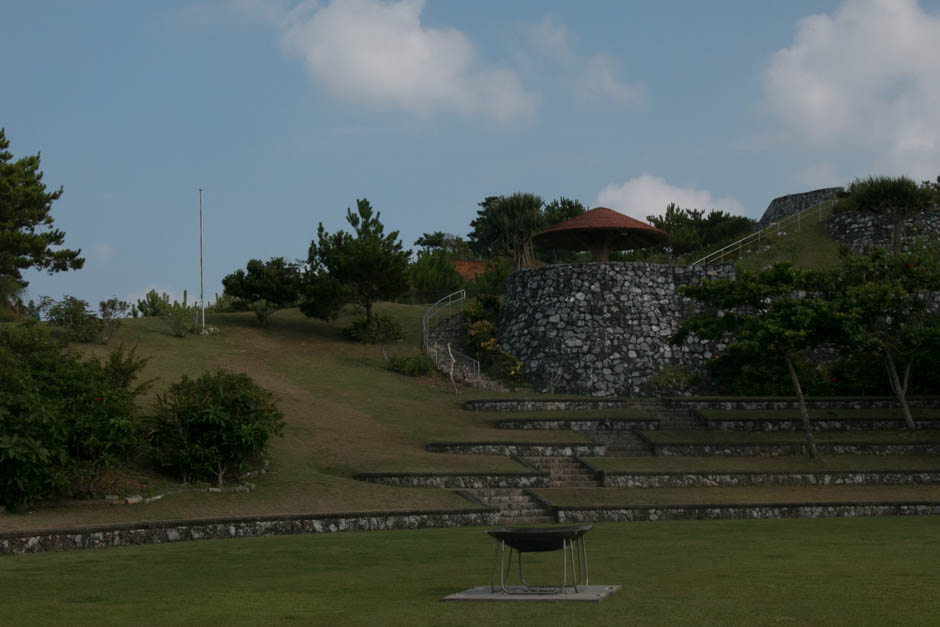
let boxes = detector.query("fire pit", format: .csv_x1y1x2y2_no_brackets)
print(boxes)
487,525,592,594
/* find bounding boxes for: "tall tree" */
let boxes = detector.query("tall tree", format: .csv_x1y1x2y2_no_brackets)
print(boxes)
675,264,849,458
834,249,940,429
302,199,410,322
468,193,544,271
0,129,84,292
222,257,302,326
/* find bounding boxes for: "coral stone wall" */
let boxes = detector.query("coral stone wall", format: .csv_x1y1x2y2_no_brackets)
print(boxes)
825,209,940,253
758,187,843,227
498,262,734,397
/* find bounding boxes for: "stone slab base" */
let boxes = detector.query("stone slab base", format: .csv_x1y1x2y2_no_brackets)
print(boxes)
443,584,620,602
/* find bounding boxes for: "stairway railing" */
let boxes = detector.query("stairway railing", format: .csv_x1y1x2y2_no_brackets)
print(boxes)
692,199,837,265
422,289,480,376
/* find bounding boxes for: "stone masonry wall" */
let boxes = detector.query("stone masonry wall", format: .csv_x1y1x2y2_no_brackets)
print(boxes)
825,209,940,252
758,187,843,227
498,262,734,397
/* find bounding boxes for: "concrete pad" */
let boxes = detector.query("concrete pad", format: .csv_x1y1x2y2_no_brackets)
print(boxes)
443,585,621,602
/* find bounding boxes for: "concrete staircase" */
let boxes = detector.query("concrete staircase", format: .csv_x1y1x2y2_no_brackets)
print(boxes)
464,488,554,524
521,457,602,488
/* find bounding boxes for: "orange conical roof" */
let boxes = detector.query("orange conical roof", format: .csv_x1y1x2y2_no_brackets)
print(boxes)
533,207,669,261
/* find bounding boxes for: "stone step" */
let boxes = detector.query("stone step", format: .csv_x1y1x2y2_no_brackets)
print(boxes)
552,481,602,488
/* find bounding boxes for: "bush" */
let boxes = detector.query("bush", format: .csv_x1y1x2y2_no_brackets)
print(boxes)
342,314,404,344
388,352,435,377
462,297,524,384
149,370,285,486
43,295,102,342
0,325,146,508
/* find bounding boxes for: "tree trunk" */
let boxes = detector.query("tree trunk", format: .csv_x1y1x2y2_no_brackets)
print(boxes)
885,351,916,429
785,355,818,458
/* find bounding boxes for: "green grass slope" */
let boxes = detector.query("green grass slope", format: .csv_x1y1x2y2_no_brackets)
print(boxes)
1,305,548,532
735,203,843,271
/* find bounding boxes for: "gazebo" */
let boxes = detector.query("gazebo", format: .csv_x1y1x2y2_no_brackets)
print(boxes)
532,207,669,262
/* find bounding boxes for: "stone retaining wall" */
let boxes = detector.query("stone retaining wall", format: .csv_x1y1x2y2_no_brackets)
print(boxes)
825,209,940,253
665,397,940,410
424,442,605,457
0,508,499,556
758,187,843,227
601,471,940,488
354,472,550,489
465,398,660,412
498,262,736,397
494,419,659,431
703,419,940,432
654,443,940,457
557,502,940,523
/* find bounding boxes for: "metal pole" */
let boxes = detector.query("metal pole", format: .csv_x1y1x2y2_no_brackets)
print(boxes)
199,188,205,333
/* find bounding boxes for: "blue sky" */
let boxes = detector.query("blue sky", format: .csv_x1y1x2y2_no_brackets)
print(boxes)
4,0,939,307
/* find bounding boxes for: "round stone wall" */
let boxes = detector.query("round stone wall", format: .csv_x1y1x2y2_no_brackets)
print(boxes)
498,262,735,396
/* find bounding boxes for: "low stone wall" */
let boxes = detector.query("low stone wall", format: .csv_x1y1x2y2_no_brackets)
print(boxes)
653,443,940,457
425,442,605,457
703,419,940,432
464,398,660,412
354,472,550,489
665,397,940,410
825,209,940,253
0,508,499,556
601,471,940,488
499,263,735,397
494,418,659,431
557,502,940,524
758,187,843,227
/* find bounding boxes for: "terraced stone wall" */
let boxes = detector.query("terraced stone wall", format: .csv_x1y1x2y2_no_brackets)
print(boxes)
498,262,734,397
825,208,940,253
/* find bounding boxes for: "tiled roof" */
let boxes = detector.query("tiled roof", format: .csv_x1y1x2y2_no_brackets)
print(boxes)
536,207,666,236
453,260,486,280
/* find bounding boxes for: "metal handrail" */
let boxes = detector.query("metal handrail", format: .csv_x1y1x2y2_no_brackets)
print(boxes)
692,199,837,265
422,289,481,376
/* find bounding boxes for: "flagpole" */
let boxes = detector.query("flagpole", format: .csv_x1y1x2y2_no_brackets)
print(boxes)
199,188,205,333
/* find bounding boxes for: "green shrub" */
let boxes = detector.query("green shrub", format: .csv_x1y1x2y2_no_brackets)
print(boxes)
149,370,285,486
0,325,145,508
43,295,102,342
342,314,404,344
388,352,435,377
461,297,524,384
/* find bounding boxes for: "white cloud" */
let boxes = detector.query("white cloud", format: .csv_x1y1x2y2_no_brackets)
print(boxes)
526,14,644,109
575,55,645,107
594,174,746,221
764,0,940,179
526,14,572,64
274,0,535,123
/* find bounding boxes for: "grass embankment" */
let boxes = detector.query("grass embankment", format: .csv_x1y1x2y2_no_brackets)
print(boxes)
2,518,939,625
640,430,940,445
1,305,555,532
538,485,940,507
696,408,940,422
735,203,844,271
586,455,940,473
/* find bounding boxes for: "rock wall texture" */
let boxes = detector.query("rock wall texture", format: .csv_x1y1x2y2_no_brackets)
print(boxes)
825,209,940,252
758,187,843,227
0,508,498,555
498,262,734,397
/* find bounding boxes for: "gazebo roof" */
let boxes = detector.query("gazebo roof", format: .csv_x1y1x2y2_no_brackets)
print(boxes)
533,207,669,261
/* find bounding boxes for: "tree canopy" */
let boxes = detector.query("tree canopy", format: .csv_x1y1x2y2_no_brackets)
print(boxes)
222,257,302,326
0,129,84,291
675,264,849,458
644,203,756,259
302,199,410,322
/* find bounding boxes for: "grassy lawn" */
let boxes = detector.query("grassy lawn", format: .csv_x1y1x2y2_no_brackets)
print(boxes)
586,455,940,473
641,430,940,445
1,305,547,532
1,518,939,626
539,485,940,506
696,408,940,421
736,204,844,271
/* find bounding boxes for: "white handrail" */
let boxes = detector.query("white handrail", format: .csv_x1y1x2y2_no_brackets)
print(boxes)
692,199,836,265
422,289,481,376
